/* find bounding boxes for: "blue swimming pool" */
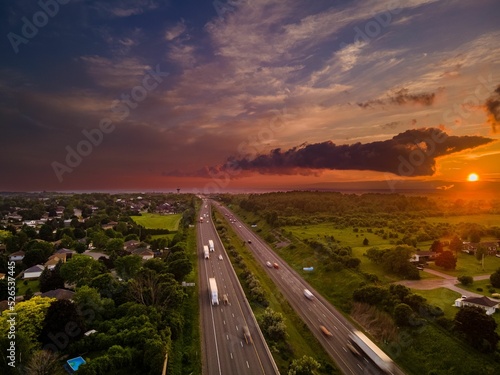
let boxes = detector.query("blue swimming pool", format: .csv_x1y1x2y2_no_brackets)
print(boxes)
67,356,86,371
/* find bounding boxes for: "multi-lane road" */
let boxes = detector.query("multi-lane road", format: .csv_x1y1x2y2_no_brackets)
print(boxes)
197,201,279,375
213,201,406,375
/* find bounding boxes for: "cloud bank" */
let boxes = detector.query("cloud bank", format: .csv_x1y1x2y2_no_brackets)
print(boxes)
211,128,494,177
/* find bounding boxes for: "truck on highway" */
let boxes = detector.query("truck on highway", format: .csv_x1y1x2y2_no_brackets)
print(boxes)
208,239,215,252
199,216,203,223
209,278,219,305
203,245,209,259
349,330,394,373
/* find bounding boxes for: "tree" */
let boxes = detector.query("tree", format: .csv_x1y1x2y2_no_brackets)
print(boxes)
430,240,444,253
457,275,473,286
60,254,106,287
449,235,463,255
106,238,125,253
114,255,142,281
454,306,499,352
288,355,321,375
25,350,66,375
167,258,193,281
362,237,369,246
435,251,457,270
0,296,56,353
490,268,500,288
260,308,288,341
39,262,65,292
475,245,488,262
381,245,419,279
394,303,414,326
470,230,481,243
39,300,84,350
38,224,54,242
128,269,185,308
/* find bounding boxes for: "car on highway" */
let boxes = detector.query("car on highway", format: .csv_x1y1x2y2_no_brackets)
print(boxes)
273,263,279,269
320,325,333,337
266,261,273,268
247,239,252,244
304,289,314,300
218,254,223,260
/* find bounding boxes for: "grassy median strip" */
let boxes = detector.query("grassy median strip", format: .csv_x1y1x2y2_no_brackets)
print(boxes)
214,211,339,374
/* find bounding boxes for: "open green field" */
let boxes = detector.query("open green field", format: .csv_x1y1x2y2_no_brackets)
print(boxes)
457,278,499,295
131,213,181,230
425,214,500,226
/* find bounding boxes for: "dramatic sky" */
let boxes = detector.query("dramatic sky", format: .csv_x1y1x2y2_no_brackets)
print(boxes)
1,0,499,192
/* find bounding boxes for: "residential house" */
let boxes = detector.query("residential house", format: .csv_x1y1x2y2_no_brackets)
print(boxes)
24,265,45,279
41,289,75,300
410,251,437,264
454,296,499,315
101,221,118,230
132,248,155,260
123,239,140,252
9,251,25,262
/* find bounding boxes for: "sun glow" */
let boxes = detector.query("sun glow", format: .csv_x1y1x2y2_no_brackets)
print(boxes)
467,173,479,182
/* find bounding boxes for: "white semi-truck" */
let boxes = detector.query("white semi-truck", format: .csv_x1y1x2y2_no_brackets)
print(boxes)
203,245,209,259
209,278,219,305
208,239,215,252
349,330,394,373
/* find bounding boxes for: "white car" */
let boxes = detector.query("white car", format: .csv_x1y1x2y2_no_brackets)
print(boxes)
218,255,223,260
266,261,272,268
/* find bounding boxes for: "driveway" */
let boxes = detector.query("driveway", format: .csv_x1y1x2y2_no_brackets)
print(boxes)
396,268,493,299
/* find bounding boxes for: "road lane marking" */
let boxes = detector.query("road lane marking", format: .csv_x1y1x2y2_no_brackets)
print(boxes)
230,352,233,359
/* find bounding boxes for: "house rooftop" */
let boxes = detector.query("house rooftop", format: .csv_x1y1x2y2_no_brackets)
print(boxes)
462,296,499,308
41,289,75,300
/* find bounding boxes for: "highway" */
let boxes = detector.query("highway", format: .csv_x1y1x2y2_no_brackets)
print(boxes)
213,201,406,375
197,201,279,375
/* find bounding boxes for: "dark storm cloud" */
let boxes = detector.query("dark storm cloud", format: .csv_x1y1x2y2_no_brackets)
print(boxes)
486,84,500,133
358,89,436,109
215,128,493,177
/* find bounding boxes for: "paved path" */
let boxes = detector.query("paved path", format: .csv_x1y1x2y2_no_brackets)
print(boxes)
396,268,493,299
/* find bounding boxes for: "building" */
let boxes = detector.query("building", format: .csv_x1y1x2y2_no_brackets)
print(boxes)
410,251,437,264
23,265,45,279
9,251,25,262
454,296,499,315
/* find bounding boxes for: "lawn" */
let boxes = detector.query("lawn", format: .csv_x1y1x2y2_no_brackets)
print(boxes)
457,279,499,296
131,213,181,230
413,288,461,318
426,252,500,277
16,279,39,296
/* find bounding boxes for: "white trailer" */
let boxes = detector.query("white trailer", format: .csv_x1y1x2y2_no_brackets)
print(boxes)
203,245,209,259
208,239,215,252
349,330,394,373
209,278,219,305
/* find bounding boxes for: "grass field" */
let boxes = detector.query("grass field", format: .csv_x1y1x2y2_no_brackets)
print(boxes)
425,214,500,226
414,288,462,318
131,213,181,230
426,252,500,277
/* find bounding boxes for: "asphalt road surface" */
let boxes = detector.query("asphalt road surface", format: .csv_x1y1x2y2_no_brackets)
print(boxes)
214,201,407,375
198,201,279,375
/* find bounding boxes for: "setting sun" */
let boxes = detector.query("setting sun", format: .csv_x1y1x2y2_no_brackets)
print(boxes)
467,173,479,182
